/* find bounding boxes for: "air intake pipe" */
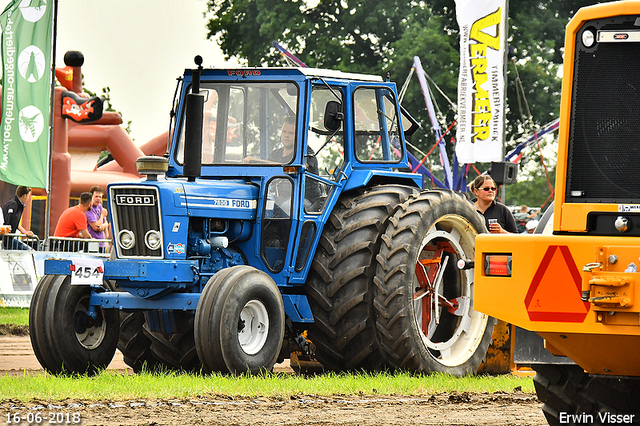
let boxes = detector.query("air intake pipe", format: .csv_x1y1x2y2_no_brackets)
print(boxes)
183,55,204,181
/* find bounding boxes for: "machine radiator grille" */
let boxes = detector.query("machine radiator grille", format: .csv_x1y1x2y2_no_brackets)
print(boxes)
110,186,163,258
567,16,640,203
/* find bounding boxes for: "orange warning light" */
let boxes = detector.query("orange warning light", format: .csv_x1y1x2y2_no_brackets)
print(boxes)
484,254,512,277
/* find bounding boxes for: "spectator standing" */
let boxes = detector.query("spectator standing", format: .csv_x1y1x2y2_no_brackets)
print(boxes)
86,186,109,240
3,186,36,237
54,192,93,239
526,220,539,234
470,175,518,234
514,205,540,233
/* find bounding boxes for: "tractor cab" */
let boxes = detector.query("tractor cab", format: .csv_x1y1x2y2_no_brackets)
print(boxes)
164,65,421,284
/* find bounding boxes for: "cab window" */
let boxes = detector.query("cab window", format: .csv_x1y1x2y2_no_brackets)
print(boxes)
175,82,299,166
353,87,403,163
305,86,345,214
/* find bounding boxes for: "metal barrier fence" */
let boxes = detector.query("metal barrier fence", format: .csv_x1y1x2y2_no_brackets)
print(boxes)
46,237,111,257
0,233,111,257
0,233,42,251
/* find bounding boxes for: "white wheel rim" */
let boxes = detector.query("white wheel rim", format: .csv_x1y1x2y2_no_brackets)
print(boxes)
238,299,269,355
412,214,489,367
75,296,107,350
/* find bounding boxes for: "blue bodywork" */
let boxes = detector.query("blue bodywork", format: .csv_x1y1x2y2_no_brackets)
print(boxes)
44,67,422,332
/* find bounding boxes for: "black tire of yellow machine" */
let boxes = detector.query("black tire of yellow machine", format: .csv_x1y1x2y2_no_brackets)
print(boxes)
373,189,495,375
32,274,119,375
194,265,285,375
532,364,640,426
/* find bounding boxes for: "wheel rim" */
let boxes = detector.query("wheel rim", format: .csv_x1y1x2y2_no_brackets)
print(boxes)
412,214,489,367
74,295,107,350
238,299,269,355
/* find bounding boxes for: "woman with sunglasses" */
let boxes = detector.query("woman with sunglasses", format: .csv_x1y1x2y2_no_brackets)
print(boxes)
469,175,517,234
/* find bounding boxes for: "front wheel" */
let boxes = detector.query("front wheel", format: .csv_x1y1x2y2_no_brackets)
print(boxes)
373,190,494,375
29,275,119,375
194,266,285,374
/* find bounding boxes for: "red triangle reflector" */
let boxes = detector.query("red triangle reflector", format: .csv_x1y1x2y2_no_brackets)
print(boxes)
525,245,590,322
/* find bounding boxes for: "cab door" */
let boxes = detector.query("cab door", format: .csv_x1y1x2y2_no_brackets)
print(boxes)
289,84,347,277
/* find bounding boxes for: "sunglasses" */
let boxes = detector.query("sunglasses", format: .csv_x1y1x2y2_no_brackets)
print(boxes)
480,187,497,192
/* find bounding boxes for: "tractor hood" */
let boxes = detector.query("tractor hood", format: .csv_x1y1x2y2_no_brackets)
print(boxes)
177,180,259,220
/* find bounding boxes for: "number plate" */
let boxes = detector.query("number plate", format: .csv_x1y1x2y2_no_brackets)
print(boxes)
70,258,104,285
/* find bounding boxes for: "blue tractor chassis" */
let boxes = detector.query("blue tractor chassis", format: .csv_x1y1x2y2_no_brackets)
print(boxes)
44,258,313,323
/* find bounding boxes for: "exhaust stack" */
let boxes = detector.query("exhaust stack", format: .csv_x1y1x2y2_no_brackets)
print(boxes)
183,56,204,181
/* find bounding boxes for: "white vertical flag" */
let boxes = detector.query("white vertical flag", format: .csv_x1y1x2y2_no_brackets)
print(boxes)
454,0,507,164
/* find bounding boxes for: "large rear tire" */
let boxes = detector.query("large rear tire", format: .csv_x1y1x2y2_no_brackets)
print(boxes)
29,275,119,375
118,310,202,373
117,311,160,372
142,311,201,373
195,266,285,374
304,185,421,371
373,190,494,375
533,364,640,425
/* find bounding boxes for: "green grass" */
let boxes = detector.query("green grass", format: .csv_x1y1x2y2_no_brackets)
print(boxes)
0,307,29,326
0,370,534,401
0,307,535,401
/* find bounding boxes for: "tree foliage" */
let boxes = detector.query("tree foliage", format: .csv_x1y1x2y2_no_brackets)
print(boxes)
205,0,611,206
505,164,556,209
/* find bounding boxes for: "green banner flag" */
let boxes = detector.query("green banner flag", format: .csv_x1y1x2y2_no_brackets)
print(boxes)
0,0,53,189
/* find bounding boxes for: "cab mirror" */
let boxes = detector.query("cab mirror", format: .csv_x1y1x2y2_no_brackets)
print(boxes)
324,101,343,132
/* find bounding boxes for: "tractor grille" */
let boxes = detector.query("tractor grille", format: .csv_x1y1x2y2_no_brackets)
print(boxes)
566,15,640,203
110,186,163,258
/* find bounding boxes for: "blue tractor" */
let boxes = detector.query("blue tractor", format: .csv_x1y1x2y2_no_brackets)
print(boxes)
30,58,494,375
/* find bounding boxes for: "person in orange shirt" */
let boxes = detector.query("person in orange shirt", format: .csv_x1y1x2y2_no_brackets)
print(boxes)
54,192,93,238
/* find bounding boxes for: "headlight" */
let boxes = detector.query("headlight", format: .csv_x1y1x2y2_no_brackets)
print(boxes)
118,229,135,250
144,230,162,250
582,29,595,48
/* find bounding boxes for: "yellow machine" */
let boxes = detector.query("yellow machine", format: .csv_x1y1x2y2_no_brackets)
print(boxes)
475,1,640,422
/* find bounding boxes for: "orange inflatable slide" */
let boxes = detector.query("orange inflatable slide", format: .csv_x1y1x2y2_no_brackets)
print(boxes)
26,51,169,234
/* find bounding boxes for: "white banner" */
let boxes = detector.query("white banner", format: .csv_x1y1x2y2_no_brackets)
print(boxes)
454,0,507,164
0,250,37,307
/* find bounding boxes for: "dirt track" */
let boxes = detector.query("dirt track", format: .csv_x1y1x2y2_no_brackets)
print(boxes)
0,335,132,375
0,335,547,425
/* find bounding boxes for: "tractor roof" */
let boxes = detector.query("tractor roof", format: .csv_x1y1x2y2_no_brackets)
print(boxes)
296,67,383,82
191,67,384,83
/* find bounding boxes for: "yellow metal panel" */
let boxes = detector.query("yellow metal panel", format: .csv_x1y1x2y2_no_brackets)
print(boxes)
475,234,640,336
553,1,640,232
538,332,640,376
558,203,620,232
